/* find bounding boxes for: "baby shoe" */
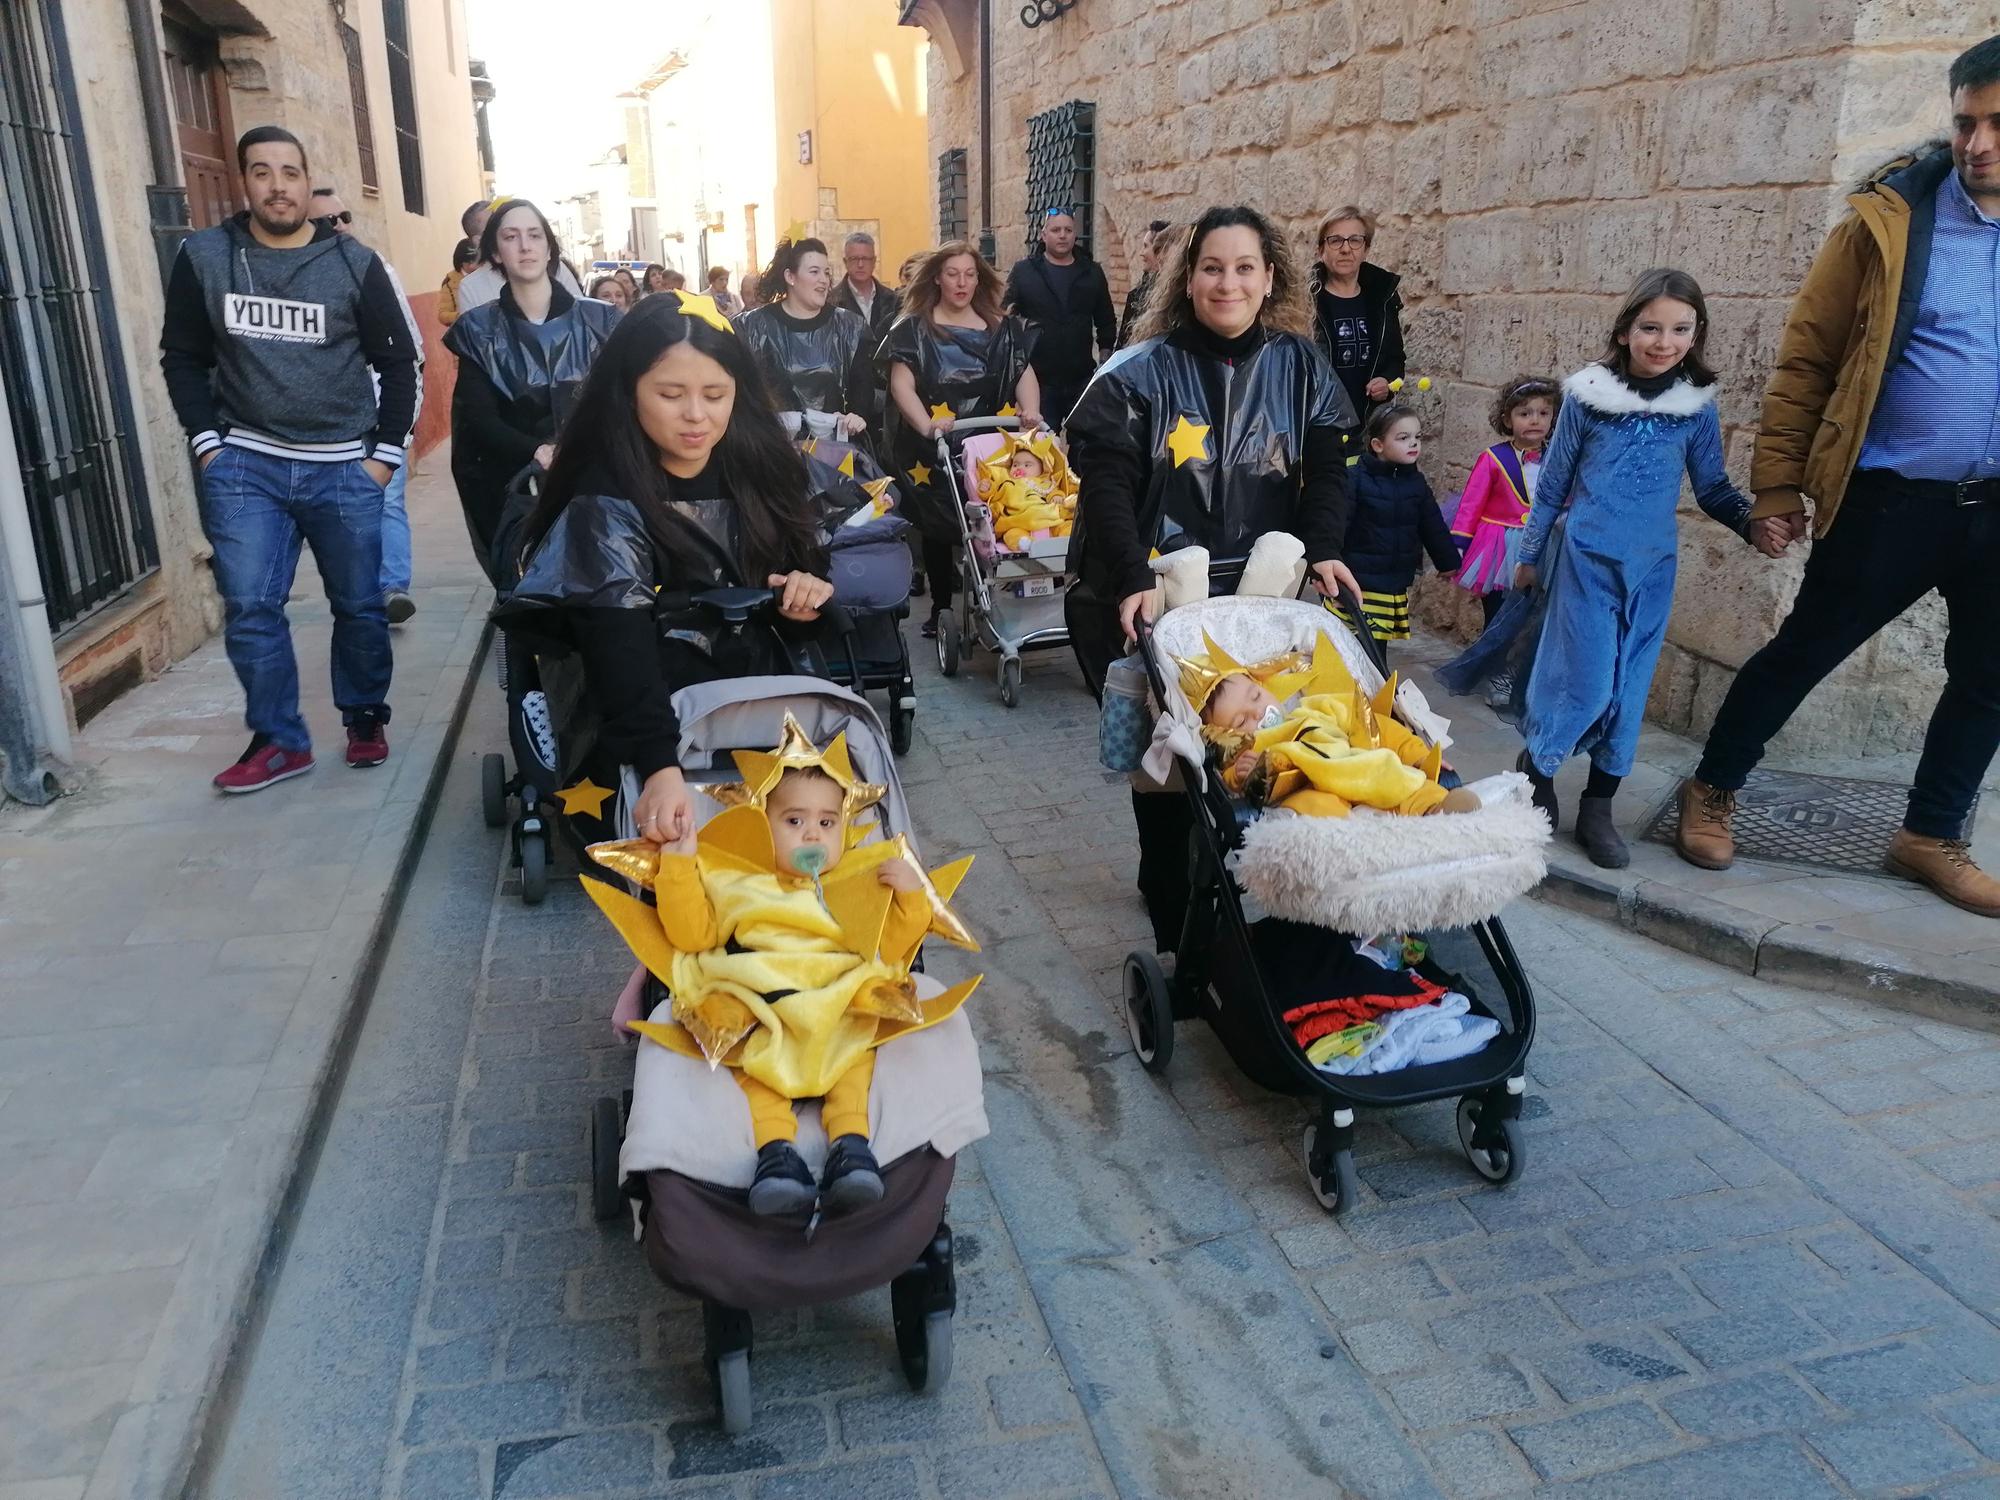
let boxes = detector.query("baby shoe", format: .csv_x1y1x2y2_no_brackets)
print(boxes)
747,1141,818,1217
820,1135,885,1215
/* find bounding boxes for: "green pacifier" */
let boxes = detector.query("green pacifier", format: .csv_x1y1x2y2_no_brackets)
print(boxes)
790,845,829,876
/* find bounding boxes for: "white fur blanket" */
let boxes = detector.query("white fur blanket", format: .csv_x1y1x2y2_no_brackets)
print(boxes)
1236,774,1550,934
618,977,990,1190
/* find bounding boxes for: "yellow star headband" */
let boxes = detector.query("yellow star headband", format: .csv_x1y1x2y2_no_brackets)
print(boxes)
1175,631,1320,712
710,713,886,825
672,290,736,335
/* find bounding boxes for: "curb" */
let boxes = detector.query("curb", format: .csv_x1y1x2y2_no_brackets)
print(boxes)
156,617,493,1500
1535,859,2000,1028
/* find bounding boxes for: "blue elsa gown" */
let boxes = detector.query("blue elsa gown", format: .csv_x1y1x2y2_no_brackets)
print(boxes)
1515,364,1752,779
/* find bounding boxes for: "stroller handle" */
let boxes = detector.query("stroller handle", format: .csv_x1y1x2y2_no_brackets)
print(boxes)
931,413,1023,460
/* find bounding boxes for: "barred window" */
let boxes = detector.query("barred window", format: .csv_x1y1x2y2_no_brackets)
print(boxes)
382,0,424,214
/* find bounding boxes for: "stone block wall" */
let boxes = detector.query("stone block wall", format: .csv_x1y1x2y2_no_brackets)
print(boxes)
917,0,1996,756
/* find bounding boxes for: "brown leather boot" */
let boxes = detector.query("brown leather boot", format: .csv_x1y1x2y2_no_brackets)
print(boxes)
1674,778,1737,870
1885,829,2000,918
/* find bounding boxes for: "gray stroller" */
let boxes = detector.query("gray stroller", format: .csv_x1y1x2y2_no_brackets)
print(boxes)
584,676,988,1433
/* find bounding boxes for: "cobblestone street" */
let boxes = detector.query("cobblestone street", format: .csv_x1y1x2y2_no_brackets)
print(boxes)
205,635,2000,1500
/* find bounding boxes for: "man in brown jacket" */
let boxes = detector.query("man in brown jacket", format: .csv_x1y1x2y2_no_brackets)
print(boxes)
1675,35,2000,917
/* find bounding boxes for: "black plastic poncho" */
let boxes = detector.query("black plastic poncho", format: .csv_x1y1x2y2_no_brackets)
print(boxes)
876,313,1036,540
1064,328,1357,600
737,302,873,422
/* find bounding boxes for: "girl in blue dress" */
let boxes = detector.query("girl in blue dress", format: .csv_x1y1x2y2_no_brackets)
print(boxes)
1511,269,1762,869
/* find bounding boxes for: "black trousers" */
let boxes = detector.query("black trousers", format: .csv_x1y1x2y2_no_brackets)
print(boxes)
921,534,958,614
1132,788,1194,953
1696,470,2000,840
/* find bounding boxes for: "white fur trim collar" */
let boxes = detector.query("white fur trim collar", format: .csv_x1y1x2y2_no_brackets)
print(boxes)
1563,363,1716,416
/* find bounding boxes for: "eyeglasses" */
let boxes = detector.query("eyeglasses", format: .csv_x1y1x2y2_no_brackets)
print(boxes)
1320,234,1367,249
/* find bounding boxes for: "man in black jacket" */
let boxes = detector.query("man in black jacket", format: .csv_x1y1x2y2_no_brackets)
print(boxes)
1004,209,1116,427
160,125,420,792
831,232,901,340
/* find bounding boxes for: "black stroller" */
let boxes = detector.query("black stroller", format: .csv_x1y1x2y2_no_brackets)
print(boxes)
1122,587,1549,1212
804,437,920,755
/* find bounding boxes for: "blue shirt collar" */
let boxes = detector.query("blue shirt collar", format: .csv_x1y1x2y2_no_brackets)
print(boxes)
1943,169,2000,231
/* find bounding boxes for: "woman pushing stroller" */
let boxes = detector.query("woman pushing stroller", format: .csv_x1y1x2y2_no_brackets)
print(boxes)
1064,203,1364,951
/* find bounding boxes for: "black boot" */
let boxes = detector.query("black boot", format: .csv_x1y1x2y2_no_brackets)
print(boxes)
820,1134,885,1215
1516,749,1558,832
747,1141,817,1216
1575,796,1630,869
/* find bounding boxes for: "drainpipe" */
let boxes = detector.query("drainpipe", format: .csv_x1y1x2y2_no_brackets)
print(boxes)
0,382,72,805
976,0,994,262
123,0,192,285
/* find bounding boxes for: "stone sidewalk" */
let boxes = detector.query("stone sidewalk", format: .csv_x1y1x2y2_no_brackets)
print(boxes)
0,452,490,1500
223,632,2000,1500
1390,634,2000,1025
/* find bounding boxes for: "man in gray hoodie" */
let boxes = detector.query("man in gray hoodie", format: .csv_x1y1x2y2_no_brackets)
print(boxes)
161,126,420,792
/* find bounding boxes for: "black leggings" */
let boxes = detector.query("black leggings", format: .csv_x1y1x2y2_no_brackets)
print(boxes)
922,535,958,614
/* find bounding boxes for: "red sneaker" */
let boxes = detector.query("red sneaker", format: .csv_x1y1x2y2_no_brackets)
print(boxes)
345,718,389,768
213,738,314,794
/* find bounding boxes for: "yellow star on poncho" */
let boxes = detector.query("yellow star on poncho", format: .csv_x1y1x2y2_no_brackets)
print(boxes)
1166,415,1211,468
908,461,933,487
837,450,857,477
997,402,1018,418
860,475,896,508
556,777,615,819
672,291,733,333
929,402,955,422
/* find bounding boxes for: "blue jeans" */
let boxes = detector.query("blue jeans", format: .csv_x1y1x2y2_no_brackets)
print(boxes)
199,446,393,752
379,462,412,594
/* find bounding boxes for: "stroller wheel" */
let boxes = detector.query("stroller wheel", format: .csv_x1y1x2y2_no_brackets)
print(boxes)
1302,1124,1360,1215
891,1280,955,1393
998,656,1023,709
480,753,508,829
1457,1095,1525,1185
519,829,549,906
589,1096,623,1222
891,705,915,756
1122,951,1174,1074
937,610,961,677
714,1347,753,1435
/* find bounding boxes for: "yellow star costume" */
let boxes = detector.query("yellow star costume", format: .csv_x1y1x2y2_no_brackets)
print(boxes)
580,718,980,1145
1178,634,1452,818
975,430,1078,551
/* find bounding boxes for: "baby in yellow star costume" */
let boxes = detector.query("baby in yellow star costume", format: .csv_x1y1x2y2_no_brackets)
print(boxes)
583,715,980,1217
976,431,1078,552
1182,634,1480,819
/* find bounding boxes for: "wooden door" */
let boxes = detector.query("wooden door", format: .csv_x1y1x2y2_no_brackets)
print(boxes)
161,19,239,229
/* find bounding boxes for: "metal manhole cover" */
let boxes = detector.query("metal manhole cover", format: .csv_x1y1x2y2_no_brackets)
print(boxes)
1641,769,1974,878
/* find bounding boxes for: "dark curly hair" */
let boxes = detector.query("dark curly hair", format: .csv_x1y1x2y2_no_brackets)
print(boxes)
1489,375,1561,437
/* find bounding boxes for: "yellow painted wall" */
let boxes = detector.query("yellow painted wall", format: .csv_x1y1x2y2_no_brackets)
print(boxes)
766,0,929,274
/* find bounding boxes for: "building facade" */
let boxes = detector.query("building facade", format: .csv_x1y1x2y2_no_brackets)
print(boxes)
0,0,483,791
622,0,930,293
903,0,1989,757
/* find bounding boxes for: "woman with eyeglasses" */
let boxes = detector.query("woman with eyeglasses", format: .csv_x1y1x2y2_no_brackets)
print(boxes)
444,199,620,579
1311,206,1405,425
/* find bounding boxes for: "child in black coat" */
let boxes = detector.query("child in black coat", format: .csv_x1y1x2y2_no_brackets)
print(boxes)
1340,404,1461,661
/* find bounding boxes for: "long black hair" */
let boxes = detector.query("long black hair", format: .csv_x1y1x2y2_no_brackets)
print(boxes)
526,293,824,583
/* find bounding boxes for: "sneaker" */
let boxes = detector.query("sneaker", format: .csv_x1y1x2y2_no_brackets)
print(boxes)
1885,828,2000,918
213,736,314,794
385,590,416,624
1484,673,1514,710
345,716,390,769
747,1140,818,1216
920,611,940,640
820,1134,885,1215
